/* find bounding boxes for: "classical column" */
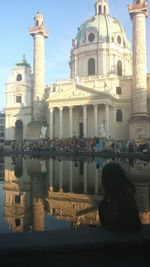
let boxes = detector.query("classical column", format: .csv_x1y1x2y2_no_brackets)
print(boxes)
95,168,99,195
69,161,73,192
49,158,53,192
69,106,73,138
33,198,44,232
112,106,116,140
94,105,98,137
128,1,148,117
50,107,53,139
29,12,48,121
59,161,63,192
83,105,87,138
59,107,63,138
105,104,109,139
83,162,87,194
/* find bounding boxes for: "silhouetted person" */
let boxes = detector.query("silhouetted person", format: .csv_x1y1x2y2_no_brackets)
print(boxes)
99,162,141,232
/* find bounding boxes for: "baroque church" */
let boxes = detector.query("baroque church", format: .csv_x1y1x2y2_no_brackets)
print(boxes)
5,0,150,144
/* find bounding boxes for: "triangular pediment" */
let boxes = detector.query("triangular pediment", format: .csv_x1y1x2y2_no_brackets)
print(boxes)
49,82,103,100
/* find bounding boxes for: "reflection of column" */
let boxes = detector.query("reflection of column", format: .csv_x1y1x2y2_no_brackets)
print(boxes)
105,104,109,139
59,107,63,138
49,158,53,192
33,198,44,232
69,161,73,192
94,105,98,137
95,168,99,194
69,106,73,137
112,106,115,139
83,105,87,138
59,161,63,192
83,162,87,194
50,107,53,139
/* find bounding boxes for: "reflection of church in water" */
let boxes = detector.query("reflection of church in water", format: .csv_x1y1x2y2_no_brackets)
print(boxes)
3,157,150,232
4,0,150,145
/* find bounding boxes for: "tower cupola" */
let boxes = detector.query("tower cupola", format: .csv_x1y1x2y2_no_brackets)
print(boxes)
95,0,109,15
34,11,44,28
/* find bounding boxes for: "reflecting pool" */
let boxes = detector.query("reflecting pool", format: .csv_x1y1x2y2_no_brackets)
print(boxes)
0,155,150,233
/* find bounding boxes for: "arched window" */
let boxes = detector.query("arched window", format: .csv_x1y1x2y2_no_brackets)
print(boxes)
88,58,95,75
104,6,106,14
98,5,102,14
117,60,122,76
15,218,21,227
116,109,123,122
16,73,22,81
36,20,39,27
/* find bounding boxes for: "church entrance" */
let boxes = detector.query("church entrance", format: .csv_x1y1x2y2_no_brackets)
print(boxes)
79,122,83,138
15,120,23,145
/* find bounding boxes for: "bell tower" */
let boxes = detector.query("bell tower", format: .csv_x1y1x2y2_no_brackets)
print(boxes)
128,0,150,139
95,0,109,15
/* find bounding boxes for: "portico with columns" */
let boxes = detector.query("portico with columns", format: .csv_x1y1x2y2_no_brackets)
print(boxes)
47,83,130,140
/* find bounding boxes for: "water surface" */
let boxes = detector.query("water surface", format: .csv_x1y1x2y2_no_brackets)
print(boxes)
0,156,150,233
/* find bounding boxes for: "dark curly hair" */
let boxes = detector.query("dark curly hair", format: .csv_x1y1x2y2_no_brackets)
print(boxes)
101,162,135,198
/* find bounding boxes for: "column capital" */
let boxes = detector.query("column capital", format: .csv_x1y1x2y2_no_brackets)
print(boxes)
59,106,64,111
128,1,148,19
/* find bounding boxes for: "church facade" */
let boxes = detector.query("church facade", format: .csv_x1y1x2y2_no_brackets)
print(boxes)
5,0,150,144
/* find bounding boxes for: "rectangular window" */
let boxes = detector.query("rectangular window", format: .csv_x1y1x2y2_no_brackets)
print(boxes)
16,96,22,103
116,87,122,95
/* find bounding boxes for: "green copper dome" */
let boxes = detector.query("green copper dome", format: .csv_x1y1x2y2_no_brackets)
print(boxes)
16,54,31,68
76,14,129,46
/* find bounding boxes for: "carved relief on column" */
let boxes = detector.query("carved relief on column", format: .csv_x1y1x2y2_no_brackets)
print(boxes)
128,1,148,116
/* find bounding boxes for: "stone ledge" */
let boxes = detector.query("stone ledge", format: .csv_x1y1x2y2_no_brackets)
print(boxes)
1,226,150,266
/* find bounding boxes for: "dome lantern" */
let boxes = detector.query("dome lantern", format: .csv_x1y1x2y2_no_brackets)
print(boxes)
95,0,109,15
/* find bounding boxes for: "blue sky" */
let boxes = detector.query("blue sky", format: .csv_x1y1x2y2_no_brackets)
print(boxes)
0,0,150,109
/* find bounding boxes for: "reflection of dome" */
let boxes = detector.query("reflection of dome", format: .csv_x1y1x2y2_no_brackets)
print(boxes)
76,14,129,48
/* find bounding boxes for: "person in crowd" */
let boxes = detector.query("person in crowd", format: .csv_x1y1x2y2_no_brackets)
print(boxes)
99,162,141,232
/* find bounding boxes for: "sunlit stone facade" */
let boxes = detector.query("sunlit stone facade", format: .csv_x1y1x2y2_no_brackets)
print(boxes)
5,0,150,144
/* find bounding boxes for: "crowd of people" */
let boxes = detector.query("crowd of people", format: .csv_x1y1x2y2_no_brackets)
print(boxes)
11,137,97,153
10,136,150,154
